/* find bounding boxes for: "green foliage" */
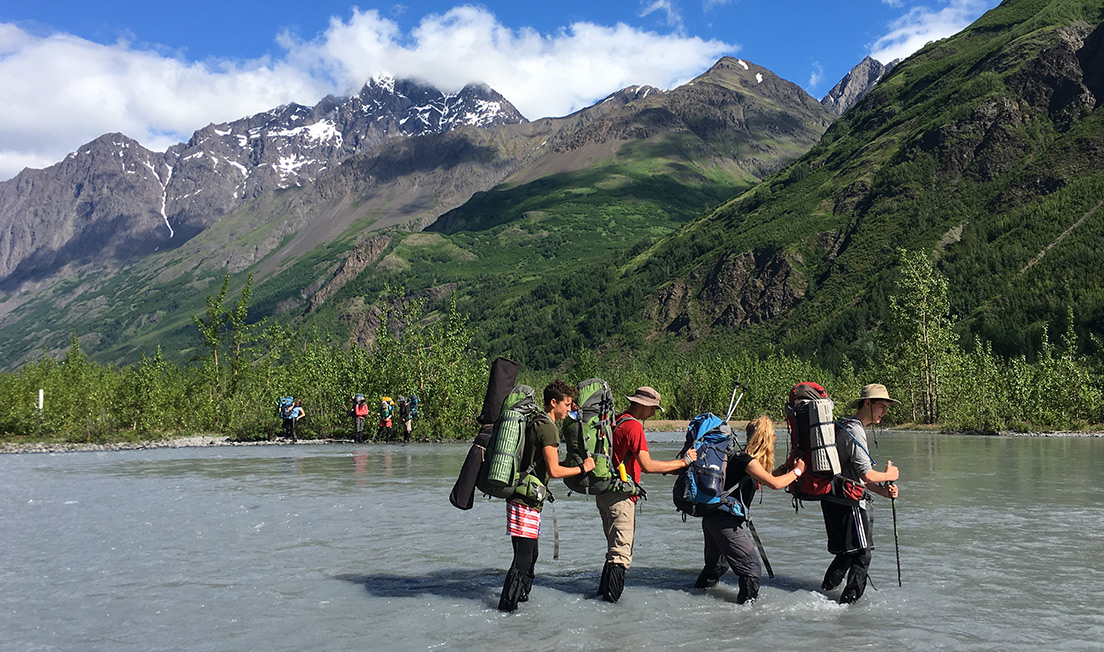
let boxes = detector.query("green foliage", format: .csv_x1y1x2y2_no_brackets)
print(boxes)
884,249,957,423
0,283,489,442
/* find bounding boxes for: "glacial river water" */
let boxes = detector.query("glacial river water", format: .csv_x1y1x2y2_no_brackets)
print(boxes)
2,431,1103,651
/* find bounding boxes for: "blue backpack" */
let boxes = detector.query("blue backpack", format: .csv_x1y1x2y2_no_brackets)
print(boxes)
278,396,295,419
672,413,747,518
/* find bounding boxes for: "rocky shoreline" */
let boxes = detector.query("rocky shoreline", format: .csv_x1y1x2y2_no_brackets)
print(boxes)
0,436,356,455
3,422,1100,455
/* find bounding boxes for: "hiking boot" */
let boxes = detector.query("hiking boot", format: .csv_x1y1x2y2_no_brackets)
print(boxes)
693,567,719,589
597,563,611,599
602,563,626,603
519,572,534,603
736,575,760,605
498,568,523,612
839,571,868,604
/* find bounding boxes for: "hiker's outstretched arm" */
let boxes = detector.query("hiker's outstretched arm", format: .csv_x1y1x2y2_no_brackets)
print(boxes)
543,445,595,478
746,458,805,490
637,448,694,474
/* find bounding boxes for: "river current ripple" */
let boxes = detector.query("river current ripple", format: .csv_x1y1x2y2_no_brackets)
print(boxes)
2,431,1102,651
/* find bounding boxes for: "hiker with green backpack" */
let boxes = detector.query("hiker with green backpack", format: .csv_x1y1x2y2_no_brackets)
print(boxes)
595,386,696,603
498,379,595,612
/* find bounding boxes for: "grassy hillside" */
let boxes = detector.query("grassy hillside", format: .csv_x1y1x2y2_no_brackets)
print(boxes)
590,0,1104,368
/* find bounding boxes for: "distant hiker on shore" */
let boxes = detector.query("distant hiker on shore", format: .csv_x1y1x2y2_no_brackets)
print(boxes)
377,397,394,441
693,416,805,604
286,399,304,442
499,379,596,612
596,386,696,603
821,383,901,604
351,394,369,442
398,396,412,442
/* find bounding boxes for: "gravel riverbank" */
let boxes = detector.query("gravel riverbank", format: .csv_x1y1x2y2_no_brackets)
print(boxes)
0,436,347,455
3,422,1100,455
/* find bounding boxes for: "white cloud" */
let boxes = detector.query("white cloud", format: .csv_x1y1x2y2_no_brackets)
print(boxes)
869,0,997,63
808,61,825,89
640,1,684,31
0,8,734,181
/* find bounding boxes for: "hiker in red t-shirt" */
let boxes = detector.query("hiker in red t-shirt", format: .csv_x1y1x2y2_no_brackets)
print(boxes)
596,386,696,602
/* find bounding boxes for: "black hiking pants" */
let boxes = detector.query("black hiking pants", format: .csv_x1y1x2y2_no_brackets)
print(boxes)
499,536,538,611
821,500,873,603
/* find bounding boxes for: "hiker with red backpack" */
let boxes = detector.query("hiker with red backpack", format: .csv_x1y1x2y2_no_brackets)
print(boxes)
351,394,369,442
820,383,901,604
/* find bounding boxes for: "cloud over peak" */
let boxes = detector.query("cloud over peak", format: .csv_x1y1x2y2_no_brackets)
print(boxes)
0,7,734,181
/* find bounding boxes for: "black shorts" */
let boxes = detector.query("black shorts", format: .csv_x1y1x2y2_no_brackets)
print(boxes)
821,500,872,555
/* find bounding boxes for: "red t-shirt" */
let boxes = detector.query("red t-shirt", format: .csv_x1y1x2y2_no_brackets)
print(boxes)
612,413,650,492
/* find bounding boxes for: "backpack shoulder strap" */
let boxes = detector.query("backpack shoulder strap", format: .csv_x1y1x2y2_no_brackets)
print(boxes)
613,414,640,429
717,452,754,514
835,418,876,466
610,414,642,467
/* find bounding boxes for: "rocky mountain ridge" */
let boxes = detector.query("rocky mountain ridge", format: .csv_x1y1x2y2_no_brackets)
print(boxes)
0,56,847,367
819,56,897,116
0,78,524,286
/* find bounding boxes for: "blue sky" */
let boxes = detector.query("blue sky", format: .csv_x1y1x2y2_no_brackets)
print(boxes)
0,0,998,181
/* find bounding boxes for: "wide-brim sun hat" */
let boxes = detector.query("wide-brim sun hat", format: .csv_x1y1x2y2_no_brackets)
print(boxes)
626,386,665,413
850,383,901,409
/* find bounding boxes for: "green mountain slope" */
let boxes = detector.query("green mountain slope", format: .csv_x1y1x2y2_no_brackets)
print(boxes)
622,0,1104,366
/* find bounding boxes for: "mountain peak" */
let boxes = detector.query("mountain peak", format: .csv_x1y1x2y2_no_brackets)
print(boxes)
820,56,895,116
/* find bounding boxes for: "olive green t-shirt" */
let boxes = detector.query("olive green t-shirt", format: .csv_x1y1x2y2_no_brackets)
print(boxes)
520,413,559,486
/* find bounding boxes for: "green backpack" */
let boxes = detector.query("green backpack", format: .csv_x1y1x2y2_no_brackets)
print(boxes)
562,378,642,497
476,385,540,499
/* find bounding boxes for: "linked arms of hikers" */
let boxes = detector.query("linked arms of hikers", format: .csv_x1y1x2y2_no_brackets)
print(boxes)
543,445,596,478
863,461,900,499
636,448,697,475
750,456,807,490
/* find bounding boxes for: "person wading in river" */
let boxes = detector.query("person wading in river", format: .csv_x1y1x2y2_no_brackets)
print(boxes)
596,386,696,603
499,379,596,612
821,383,900,604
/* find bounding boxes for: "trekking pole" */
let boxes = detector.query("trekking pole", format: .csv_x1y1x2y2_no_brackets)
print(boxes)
746,519,774,579
725,378,748,422
551,501,560,560
890,481,902,587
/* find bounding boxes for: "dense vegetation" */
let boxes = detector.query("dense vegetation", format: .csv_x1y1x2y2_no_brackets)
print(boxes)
2,252,1101,445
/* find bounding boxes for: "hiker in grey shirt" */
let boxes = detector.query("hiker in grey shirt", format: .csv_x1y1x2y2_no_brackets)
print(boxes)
820,383,900,604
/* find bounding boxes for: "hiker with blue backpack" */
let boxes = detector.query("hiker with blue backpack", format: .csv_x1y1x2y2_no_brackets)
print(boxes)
693,416,806,604
596,386,696,603
820,383,901,604
279,398,303,442
499,379,596,612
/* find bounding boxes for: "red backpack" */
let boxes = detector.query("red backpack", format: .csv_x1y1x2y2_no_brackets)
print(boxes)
784,382,860,504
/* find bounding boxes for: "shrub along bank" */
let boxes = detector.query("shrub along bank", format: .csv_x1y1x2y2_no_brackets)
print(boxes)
2,260,1102,445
